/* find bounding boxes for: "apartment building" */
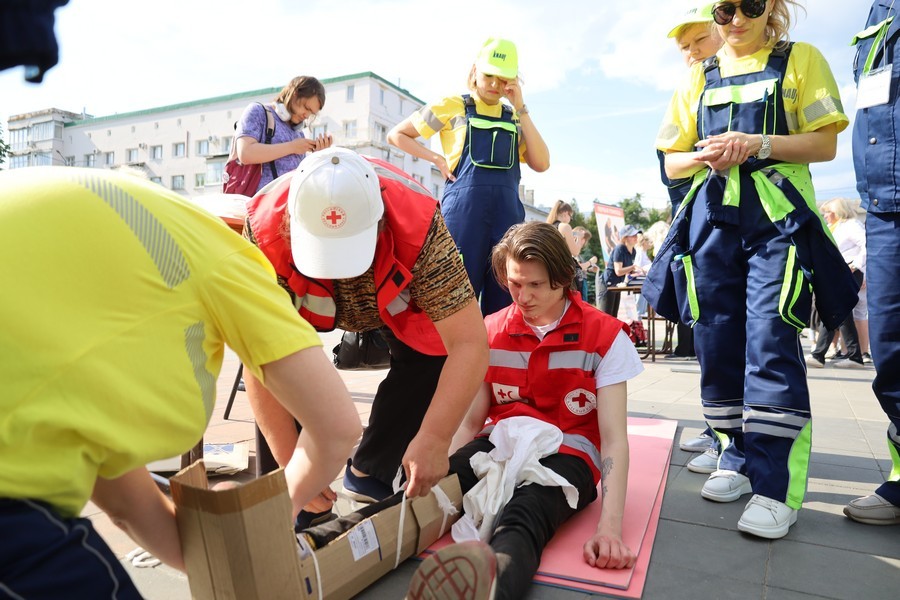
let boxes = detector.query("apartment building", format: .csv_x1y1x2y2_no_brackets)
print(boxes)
5,70,543,218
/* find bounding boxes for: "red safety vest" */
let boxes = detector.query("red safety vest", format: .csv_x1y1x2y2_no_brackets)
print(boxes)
246,157,447,356
483,291,627,482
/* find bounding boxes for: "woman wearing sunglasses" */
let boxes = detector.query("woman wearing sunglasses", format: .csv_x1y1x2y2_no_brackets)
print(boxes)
649,0,856,539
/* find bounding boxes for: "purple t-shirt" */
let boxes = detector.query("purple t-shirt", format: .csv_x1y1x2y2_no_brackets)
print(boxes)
236,102,307,192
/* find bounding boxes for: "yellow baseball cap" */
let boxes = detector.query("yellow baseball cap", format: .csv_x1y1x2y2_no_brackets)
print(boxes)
475,38,518,80
667,3,715,38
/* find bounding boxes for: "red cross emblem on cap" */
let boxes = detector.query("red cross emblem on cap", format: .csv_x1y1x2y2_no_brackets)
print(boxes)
321,206,346,229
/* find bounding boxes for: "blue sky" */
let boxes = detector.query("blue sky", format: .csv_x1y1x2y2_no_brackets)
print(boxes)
1,0,866,211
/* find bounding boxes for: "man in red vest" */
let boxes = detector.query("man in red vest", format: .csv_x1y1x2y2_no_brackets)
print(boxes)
244,147,488,524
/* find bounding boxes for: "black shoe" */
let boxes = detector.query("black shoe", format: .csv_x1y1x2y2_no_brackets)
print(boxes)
294,508,337,532
664,353,692,361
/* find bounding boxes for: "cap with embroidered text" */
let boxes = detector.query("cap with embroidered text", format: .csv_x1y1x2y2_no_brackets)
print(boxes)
475,38,518,80
667,3,715,38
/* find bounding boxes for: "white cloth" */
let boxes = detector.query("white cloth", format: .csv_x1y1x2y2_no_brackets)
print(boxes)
832,219,866,273
451,416,579,543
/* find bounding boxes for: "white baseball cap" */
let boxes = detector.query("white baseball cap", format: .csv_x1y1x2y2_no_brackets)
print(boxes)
288,147,383,279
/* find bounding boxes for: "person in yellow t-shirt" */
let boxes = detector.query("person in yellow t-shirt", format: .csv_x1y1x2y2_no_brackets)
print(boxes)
0,167,361,599
648,0,853,541
388,38,550,317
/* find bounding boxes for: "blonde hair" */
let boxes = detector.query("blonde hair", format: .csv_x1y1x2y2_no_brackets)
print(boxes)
673,20,713,44
645,221,671,250
821,198,859,222
767,0,805,48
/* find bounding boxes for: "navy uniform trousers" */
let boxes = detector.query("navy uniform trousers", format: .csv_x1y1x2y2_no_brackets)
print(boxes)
685,184,812,509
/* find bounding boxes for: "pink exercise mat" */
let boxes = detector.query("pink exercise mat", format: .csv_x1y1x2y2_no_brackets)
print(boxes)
423,417,676,599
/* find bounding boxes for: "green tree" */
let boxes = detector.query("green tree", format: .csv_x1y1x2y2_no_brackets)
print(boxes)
620,193,646,228
0,124,9,167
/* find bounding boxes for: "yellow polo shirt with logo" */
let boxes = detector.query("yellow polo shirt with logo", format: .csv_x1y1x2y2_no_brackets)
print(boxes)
0,167,320,517
410,93,528,173
656,42,849,153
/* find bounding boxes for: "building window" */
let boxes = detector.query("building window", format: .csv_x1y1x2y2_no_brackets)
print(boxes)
150,176,162,185
34,153,52,166
312,124,328,138
346,84,355,102
413,173,424,185
105,151,115,166
32,121,62,141
196,139,209,156
10,155,28,169
221,137,232,154
374,123,387,143
151,145,163,159
173,142,185,158
207,161,224,185
85,154,96,167
172,175,185,190
65,156,75,166
343,120,357,139
380,88,385,105
194,173,206,188
126,148,139,163
10,128,28,151
432,183,440,198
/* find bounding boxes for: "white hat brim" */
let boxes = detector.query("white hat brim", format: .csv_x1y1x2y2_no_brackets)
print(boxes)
290,217,378,280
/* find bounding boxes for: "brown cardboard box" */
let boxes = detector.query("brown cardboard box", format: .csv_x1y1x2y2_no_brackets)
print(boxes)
171,461,462,600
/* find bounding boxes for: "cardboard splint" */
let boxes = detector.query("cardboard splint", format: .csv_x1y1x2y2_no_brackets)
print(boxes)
170,464,462,600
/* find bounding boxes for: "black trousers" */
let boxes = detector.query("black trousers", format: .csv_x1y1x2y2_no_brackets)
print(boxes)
256,329,446,485
811,270,864,363
305,437,597,600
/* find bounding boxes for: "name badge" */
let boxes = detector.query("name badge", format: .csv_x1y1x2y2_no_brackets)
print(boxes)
857,65,893,109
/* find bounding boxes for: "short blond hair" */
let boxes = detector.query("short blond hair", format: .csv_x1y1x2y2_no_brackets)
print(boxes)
821,197,859,222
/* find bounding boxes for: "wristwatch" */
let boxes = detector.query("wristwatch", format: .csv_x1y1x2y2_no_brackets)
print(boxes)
756,134,772,160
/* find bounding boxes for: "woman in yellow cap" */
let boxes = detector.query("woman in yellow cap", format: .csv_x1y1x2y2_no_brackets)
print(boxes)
389,38,550,317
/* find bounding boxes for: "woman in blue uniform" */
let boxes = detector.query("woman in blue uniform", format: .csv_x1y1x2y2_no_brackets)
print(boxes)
647,0,855,538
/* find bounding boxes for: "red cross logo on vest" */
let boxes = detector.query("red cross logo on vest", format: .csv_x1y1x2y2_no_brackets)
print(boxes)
321,206,346,229
564,388,597,416
491,383,521,404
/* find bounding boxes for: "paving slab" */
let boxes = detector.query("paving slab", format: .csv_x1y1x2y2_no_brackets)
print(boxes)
85,332,899,600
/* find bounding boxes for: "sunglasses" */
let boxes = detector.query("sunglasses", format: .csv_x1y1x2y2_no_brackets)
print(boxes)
712,0,767,25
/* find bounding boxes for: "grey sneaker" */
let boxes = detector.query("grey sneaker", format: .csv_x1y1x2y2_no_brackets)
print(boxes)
687,447,719,474
680,432,714,452
843,494,900,525
408,541,497,600
833,357,865,369
701,470,752,503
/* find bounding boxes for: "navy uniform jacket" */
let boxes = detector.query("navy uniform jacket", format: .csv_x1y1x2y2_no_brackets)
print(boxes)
853,1,900,214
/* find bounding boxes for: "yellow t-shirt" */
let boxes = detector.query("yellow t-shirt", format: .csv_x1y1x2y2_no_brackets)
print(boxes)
0,167,321,516
656,42,849,153
410,94,528,173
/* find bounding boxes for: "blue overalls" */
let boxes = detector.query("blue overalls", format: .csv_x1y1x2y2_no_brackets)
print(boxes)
852,0,900,507
441,94,524,316
648,46,858,509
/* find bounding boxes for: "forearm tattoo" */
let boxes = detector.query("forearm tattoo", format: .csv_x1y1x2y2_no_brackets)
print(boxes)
600,457,613,497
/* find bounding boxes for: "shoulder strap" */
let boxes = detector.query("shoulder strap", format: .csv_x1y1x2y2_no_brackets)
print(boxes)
702,55,721,86
257,102,278,180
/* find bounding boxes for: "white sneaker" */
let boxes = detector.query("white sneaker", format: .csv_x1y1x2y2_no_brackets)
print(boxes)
833,358,865,369
701,470,752,503
804,355,824,369
737,494,798,539
680,432,713,452
687,447,719,474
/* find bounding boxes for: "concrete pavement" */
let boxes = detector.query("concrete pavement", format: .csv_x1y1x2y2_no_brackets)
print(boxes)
91,329,899,599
